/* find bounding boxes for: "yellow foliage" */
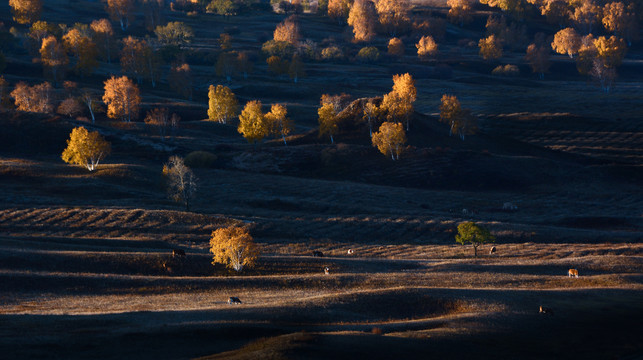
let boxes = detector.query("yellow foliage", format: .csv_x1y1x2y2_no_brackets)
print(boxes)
265,103,292,145
478,35,503,60
593,35,627,67
318,102,339,143
61,126,111,171
372,121,406,160
388,38,404,56
208,85,238,124
375,0,411,35
328,0,353,21
348,0,377,42
551,27,581,58
9,0,41,24
273,16,300,45
209,226,260,272
238,100,269,144
447,0,473,26
416,35,438,58
102,75,141,122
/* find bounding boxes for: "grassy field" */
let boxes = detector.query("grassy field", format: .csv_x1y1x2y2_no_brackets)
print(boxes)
0,0,642,359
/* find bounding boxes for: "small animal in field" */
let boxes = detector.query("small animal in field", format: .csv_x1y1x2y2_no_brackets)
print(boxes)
313,251,324,257
172,249,186,257
347,249,354,255
539,306,554,315
324,267,330,275
228,297,242,305
489,246,496,255
568,269,579,278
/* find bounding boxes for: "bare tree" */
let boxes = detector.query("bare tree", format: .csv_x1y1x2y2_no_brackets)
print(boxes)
163,155,197,211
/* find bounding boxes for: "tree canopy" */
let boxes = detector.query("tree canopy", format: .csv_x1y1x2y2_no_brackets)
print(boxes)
208,85,238,124
455,221,495,257
209,225,260,272
61,126,111,171
102,76,141,122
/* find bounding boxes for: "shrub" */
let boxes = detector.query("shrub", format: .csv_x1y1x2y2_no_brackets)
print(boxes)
356,46,379,62
321,46,343,61
492,64,519,76
184,151,218,168
261,39,295,58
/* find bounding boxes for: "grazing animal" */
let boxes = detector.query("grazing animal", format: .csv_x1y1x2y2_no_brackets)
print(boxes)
489,246,496,255
313,251,324,257
324,267,330,275
228,297,242,305
539,306,554,315
568,269,579,278
172,249,186,257
347,249,354,255
462,208,469,215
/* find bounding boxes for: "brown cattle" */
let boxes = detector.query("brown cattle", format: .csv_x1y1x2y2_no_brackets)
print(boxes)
568,269,579,278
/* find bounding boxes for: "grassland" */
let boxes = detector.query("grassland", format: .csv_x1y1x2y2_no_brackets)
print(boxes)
0,0,642,358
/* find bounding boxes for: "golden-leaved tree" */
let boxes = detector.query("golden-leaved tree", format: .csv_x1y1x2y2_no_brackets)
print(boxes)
375,0,410,36
238,100,269,145
416,35,438,58
265,103,293,145
347,0,377,42
208,85,238,124
106,0,135,30
478,34,503,60
525,43,551,79
90,19,115,63
40,36,68,84
209,226,260,272
102,75,141,122
552,27,581,57
388,37,404,56
273,15,300,45
318,102,339,144
328,0,353,23
63,27,98,77
61,126,111,171
380,73,416,130
372,121,406,160
602,2,639,46
439,94,478,140
9,0,41,25
447,0,473,26
11,81,54,113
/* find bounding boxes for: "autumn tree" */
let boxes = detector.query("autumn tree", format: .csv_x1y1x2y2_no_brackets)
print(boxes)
265,103,293,145
120,36,147,83
571,0,600,34
328,0,353,23
479,35,503,60
57,97,83,118
455,221,495,258
209,226,260,272
9,0,41,25
288,54,305,83
155,22,194,48
216,51,237,81
602,2,639,45
11,82,54,113
208,85,238,124
102,76,141,122
372,121,406,160
593,35,627,68
363,99,381,137
447,0,473,26
238,100,269,145
318,102,339,144
63,27,98,77
347,0,378,42
207,0,239,16
416,35,438,58
169,63,193,100
380,73,416,130
40,36,68,84
479,0,527,19
375,0,411,36
28,21,60,54
106,0,136,30
551,27,581,57
274,15,300,45
163,155,197,211
61,127,111,171
90,19,115,63
538,0,571,28
439,94,478,140
576,33,597,74
388,37,404,56
525,43,551,79
144,107,173,137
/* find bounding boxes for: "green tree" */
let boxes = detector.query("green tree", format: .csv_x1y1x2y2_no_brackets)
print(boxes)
455,221,495,257
208,85,238,124
209,226,260,272
163,155,197,211
61,126,111,171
